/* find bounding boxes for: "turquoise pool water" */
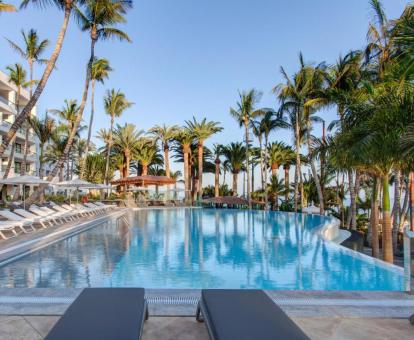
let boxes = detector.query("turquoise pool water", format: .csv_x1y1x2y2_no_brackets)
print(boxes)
0,208,403,290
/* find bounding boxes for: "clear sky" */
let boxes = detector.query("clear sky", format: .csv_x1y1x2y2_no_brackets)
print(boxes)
0,0,409,187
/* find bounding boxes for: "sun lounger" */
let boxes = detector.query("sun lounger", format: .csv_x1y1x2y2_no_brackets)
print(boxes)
13,209,55,228
84,202,106,213
33,205,75,222
47,204,78,221
0,210,36,231
94,202,116,210
0,221,29,239
45,288,148,340
28,206,66,224
196,290,309,340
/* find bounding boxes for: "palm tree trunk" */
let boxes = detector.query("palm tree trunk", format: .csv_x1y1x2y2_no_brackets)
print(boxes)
232,173,238,196
0,2,72,158
258,135,264,191
307,128,324,214
275,191,279,210
392,169,401,253
142,164,147,176
370,177,380,258
284,166,289,203
382,174,393,263
399,179,409,230
197,141,203,200
105,116,114,185
346,170,354,229
244,120,251,208
80,78,95,179
164,145,170,178
26,35,95,206
351,171,361,230
214,159,220,197
183,146,190,204
294,110,301,212
251,162,254,193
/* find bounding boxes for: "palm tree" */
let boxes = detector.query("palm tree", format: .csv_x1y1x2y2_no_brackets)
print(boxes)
112,123,143,177
81,153,109,184
82,57,112,174
268,174,285,210
0,0,78,158
6,29,50,177
43,0,132,188
222,142,246,196
186,117,222,200
149,124,179,178
212,144,222,197
6,29,49,98
174,129,194,204
267,142,288,177
135,140,161,176
103,89,133,184
28,114,55,179
281,146,295,203
49,99,80,133
0,0,16,12
230,89,262,208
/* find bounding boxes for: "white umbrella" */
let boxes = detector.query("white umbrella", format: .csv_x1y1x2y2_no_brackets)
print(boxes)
55,179,95,203
0,175,50,209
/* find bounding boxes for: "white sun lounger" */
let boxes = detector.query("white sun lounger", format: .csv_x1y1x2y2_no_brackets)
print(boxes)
47,205,78,221
31,205,75,223
29,206,64,224
13,209,55,228
0,221,29,239
0,210,37,231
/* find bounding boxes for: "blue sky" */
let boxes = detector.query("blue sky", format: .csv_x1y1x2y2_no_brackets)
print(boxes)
0,0,409,186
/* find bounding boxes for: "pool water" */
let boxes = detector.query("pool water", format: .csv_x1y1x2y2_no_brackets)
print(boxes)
0,208,403,290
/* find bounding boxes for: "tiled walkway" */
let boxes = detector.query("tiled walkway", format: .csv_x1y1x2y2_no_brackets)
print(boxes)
0,315,412,340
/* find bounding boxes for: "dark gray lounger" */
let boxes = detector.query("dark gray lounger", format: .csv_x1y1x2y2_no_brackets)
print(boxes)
196,289,309,340
45,288,148,340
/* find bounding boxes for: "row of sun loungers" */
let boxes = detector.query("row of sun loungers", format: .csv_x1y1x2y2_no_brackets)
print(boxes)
45,288,309,340
0,202,116,240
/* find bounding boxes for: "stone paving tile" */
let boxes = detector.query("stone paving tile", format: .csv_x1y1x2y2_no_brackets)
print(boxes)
142,317,209,340
23,316,59,338
294,317,414,340
0,316,42,340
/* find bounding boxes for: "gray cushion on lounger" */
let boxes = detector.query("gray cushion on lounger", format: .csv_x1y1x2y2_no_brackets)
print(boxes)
201,289,309,340
45,288,146,340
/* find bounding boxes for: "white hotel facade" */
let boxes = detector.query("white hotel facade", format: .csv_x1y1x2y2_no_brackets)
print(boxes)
0,71,38,190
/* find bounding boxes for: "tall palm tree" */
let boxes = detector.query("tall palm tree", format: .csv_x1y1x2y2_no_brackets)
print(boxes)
174,129,194,204
281,145,296,203
112,123,143,177
7,29,50,177
135,140,161,176
28,114,55,179
149,124,179,178
230,89,262,207
267,142,288,177
103,89,133,184
212,144,222,197
44,0,132,187
0,0,78,158
222,142,246,196
44,132,68,181
0,0,16,12
82,57,112,175
186,117,222,200
6,29,49,98
268,174,285,210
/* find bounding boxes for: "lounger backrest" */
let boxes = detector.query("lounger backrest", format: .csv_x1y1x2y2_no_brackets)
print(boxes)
14,209,39,219
0,210,25,221
51,205,66,213
29,207,49,216
61,204,73,211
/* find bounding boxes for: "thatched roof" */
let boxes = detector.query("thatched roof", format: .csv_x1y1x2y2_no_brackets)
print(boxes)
111,175,176,186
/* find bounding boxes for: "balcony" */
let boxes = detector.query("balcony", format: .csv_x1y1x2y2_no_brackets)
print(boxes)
0,95,16,114
0,120,36,142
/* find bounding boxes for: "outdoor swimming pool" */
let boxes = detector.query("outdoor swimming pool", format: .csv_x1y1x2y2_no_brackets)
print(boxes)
0,208,404,290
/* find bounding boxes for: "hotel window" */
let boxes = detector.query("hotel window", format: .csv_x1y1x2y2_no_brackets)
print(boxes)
14,161,21,174
15,143,22,153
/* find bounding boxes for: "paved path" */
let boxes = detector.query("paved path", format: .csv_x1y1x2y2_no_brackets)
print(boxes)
0,315,412,340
